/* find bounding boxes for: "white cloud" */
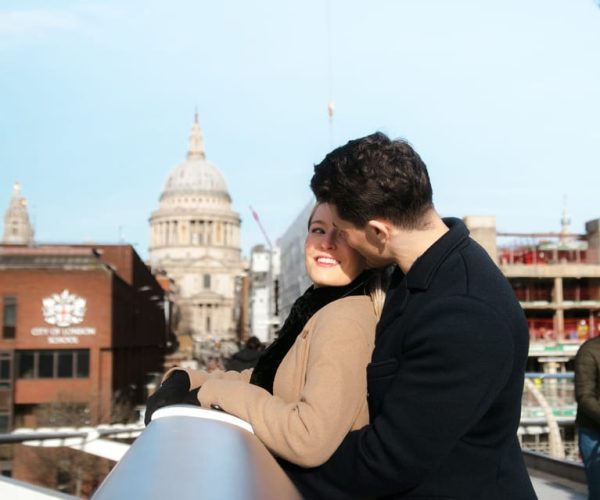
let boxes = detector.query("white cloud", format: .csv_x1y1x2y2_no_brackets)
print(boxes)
0,5,118,49
0,9,81,36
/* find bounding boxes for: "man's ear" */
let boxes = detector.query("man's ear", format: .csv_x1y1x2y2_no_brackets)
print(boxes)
366,219,391,244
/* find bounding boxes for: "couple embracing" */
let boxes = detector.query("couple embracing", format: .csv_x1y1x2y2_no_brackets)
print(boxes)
146,132,536,499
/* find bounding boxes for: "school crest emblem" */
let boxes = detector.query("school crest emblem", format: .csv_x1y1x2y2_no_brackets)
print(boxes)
42,289,87,327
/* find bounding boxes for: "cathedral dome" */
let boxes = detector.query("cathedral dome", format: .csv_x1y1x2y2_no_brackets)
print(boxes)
160,115,230,201
148,114,243,345
162,158,228,198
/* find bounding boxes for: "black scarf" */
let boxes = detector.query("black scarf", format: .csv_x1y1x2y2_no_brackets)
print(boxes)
250,270,374,393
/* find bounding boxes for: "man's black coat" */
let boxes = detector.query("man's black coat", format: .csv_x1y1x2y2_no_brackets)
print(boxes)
283,218,536,499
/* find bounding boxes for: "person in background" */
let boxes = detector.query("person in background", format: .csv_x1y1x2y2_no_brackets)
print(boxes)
575,334,600,499
285,132,535,499
204,357,223,373
145,202,387,468
225,336,263,372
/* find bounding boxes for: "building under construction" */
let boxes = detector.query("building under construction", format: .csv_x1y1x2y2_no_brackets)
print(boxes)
465,211,600,461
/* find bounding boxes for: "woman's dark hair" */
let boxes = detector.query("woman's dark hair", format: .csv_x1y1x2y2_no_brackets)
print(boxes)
307,203,321,229
310,132,433,229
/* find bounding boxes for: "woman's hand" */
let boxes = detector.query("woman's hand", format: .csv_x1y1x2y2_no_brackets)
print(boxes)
144,370,191,425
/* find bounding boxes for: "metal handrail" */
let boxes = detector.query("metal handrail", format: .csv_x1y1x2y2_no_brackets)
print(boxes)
91,405,301,500
523,450,586,484
525,372,574,380
0,424,143,445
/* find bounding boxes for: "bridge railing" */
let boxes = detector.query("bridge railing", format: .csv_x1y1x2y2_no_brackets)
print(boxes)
521,372,579,461
91,405,301,500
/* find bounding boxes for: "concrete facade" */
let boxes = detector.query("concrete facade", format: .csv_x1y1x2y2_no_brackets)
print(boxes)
278,201,313,320
248,245,280,343
465,215,600,349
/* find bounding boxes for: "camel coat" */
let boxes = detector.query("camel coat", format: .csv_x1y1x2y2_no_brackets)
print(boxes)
164,295,376,467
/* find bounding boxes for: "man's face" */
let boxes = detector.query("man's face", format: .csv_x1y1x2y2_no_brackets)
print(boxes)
330,205,394,268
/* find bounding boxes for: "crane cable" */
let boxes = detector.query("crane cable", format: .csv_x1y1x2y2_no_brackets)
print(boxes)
326,0,335,148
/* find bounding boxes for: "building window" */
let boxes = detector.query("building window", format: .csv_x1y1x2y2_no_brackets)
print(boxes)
38,351,53,378
0,412,9,433
2,297,16,339
16,350,90,379
0,352,11,389
17,352,34,379
203,274,211,289
57,351,73,378
77,351,90,378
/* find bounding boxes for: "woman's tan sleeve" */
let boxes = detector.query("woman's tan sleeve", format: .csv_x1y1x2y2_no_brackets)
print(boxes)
197,305,375,467
162,366,253,389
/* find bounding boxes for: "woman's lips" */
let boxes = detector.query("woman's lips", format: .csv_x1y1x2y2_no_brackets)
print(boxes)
315,256,339,267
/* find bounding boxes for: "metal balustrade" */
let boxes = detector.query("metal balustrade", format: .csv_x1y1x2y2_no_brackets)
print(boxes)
0,396,587,498
521,373,580,462
91,405,301,500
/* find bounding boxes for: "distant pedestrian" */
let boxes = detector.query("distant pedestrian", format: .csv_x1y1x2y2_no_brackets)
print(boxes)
575,335,600,499
225,336,263,372
205,357,223,373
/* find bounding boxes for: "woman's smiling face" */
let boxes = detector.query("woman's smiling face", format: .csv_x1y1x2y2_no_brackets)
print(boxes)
304,203,366,288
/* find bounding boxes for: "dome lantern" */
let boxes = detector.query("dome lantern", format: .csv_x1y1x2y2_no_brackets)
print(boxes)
187,111,206,161
160,115,229,201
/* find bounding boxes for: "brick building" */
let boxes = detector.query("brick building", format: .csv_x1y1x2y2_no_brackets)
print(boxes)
0,243,169,477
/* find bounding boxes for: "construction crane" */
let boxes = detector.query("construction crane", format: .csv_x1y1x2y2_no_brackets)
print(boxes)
248,206,278,341
249,205,273,250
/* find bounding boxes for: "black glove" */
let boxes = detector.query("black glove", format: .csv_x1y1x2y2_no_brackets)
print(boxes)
144,371,190,425
182,388,201,406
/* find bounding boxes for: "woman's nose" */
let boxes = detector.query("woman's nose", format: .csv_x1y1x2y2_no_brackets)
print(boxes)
321,231,336,249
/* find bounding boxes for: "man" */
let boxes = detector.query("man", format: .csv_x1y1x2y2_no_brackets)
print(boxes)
574,334,600,498
283,132,536,498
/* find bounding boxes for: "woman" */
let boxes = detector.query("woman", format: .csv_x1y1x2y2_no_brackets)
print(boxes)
145,202,385,467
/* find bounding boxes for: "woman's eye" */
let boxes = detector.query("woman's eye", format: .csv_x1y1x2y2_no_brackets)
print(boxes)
310,227,325,234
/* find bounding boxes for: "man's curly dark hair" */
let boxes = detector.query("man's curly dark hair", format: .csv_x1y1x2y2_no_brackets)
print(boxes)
310,132,433,229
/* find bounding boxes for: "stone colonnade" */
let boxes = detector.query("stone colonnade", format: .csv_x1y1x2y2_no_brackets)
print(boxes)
152,219,240,248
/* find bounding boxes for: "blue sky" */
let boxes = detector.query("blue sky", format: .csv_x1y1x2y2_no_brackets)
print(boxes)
1,0,599,258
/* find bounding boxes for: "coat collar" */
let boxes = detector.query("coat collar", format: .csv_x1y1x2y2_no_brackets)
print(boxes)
404,217,469,291
376,218,469,335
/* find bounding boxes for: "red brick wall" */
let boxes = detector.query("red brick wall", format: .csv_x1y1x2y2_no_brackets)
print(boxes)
0,249,167,490
0,268,113,350
0,265,166,412
0,269,113,421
